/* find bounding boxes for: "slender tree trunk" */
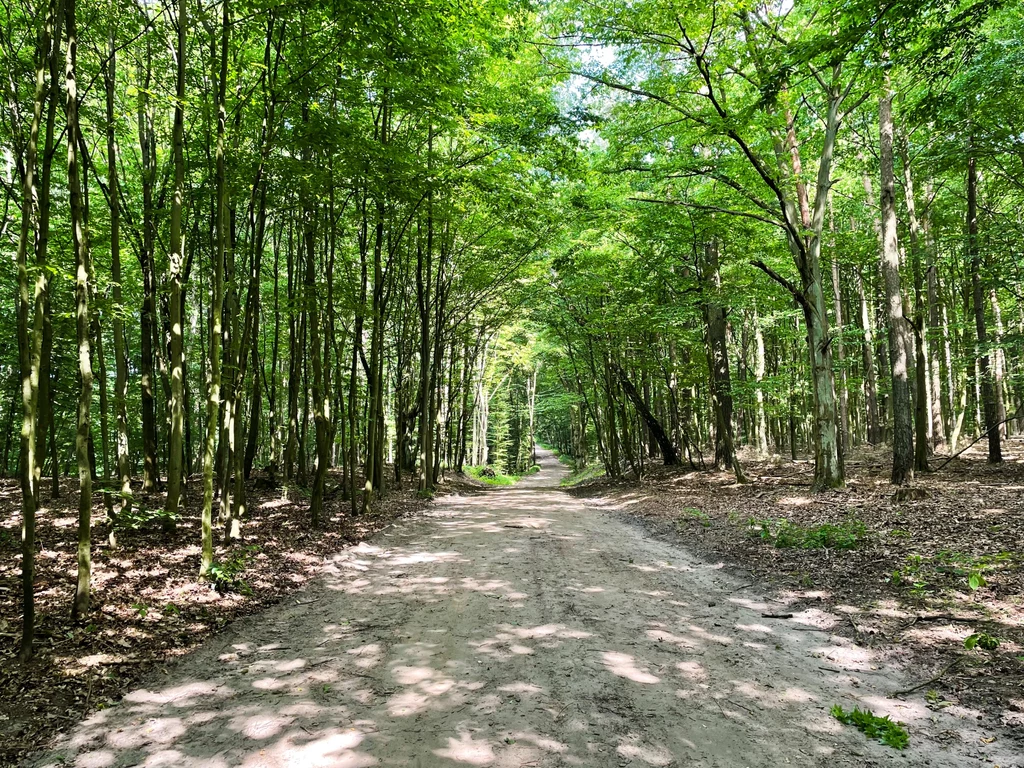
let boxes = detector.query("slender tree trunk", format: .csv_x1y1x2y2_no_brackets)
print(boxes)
15,0,64,660
417,164,433,493
305,161,328,527
879,78,913,484
201,0,229,578
703,241,738,473
105,2,131,529
66,0,94,621
968,150,1001,463
899,132,931,471
34,0,63,505
164,0,187,523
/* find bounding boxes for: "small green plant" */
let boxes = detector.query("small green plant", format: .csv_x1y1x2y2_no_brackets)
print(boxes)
131,602,149,619
748,518,866,550
113,505,177,532
208,545,262,595
831,705,908,750
164,603,180,617
964,632,1000,651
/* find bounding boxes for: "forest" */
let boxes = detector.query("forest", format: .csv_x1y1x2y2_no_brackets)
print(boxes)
2,0,1024,763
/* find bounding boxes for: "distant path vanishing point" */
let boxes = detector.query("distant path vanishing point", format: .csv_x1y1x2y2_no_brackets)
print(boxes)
32,449,1019,767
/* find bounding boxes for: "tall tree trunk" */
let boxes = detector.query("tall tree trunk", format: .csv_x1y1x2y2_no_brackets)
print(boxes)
105,0,131,529
66,0,94,621
201,0,229,578
34,0,63,505
136,30,159,492
417,162,433,493
879,77,913,484
613,364,678,466
305,160,328,527
968,149,1001,463
14,0,64,660
921,182,946,447
703,241,738,474
753,309,769,455
898,132,931,472
164,0,187,523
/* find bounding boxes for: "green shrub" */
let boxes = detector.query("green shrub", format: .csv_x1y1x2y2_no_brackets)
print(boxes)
748,518,866,550
831,705,908,750
208,545,261,595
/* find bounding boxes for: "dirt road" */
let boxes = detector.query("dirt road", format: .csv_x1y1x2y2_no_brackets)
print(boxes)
33,451,1019,767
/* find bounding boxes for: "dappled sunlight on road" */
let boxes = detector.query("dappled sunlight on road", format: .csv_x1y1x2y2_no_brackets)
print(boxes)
33,451,1014,768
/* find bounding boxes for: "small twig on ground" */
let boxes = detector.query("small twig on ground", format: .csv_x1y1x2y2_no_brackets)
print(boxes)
761,612,794,619
889,658,963,699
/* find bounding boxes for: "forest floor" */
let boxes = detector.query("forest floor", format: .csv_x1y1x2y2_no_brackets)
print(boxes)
569,440,1024,747
23,449,1024,767
0,469,485,766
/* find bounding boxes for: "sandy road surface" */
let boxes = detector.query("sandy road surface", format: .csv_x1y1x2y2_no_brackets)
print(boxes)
33,451,1019,767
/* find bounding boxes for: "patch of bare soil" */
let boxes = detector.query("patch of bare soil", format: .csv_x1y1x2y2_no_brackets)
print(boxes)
570,440,1024,736
0,468,476,766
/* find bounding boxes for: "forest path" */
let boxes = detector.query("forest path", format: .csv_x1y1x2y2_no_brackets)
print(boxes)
33,450,1016,768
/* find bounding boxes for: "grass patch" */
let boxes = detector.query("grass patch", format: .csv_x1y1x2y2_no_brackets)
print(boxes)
465,466,520,486
831,705,909,750
748,518,866,550
560,463,606,487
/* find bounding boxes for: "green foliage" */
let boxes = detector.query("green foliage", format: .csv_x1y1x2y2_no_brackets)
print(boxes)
112,505,177,532
891,551,1016,596
830,705,909,750
964,632,1000,651
208,546,262,595
560,463,605,487
465,466,520,486
748,519,866,550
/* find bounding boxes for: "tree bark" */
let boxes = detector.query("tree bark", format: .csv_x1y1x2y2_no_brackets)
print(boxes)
66,0,94,621
967,149,1001,463
898,131,931,472
613,364,678,465
105,0,131,529
879,76,914,484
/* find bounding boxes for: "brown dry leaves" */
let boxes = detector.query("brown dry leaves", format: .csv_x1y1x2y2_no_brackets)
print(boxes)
0,470,432,766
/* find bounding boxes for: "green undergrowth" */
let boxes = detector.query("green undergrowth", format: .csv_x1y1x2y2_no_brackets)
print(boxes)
748,517,866,550
889,550,1018,597
831,705,909,750
465,465,521,486
560,462,606,487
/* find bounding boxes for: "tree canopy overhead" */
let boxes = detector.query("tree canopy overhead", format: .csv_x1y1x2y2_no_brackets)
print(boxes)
3,0,1024,670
